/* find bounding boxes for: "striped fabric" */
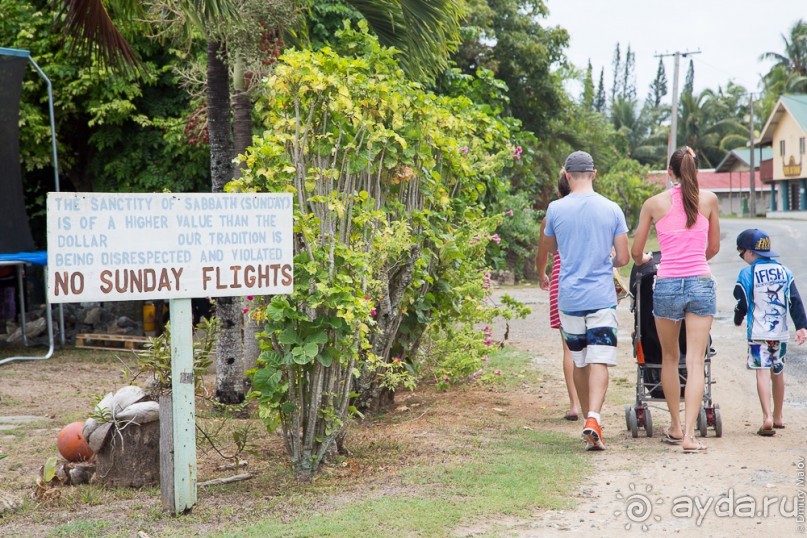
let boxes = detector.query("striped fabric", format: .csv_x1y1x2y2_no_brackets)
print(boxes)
549,253,561,329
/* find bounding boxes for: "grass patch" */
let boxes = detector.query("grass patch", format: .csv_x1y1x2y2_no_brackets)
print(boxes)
227,429,587,537
485,347,541,388
48,520,112,537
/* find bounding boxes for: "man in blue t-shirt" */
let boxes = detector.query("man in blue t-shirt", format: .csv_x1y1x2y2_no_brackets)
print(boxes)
544,150,629,451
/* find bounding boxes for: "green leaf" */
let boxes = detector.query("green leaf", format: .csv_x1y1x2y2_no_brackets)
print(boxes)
303,342,319,358
292,347,312,365
252,368,282,394
307,331,328,345
278,328,301,345
43,456,57,482
265,302,288,321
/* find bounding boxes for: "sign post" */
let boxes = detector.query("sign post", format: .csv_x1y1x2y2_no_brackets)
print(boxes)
47,192,293,514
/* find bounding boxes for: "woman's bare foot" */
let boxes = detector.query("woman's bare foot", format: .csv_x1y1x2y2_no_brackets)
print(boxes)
682,434,707,453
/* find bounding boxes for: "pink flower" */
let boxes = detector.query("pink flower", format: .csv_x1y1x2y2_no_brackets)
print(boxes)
393,357,401,363
506,209,514,216
490,234,501,244
494,369,502,376
246,295,254,301
444,377,450,383
460,146,469,154
482,356,489,362
365,295,371,301
371,309,377,316
242,307,249,314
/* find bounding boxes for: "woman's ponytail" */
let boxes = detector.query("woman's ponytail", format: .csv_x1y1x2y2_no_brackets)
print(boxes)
670,147,699,227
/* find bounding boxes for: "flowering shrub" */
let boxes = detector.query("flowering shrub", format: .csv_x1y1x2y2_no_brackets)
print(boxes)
229,24,526,478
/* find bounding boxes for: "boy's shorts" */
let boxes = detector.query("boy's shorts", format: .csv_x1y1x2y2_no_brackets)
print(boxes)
652,276,716,320
560,307,618,368
747,340,786,374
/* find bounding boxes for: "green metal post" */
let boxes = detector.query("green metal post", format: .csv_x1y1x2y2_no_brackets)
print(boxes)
169,298,197,513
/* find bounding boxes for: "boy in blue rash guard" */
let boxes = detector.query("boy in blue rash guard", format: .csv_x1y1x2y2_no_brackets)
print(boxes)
734,229,807,436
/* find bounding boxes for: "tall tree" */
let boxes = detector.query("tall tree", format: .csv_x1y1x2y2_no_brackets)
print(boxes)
621,44,636,101
682,59,695,97
54,0,465,405
761,19,807,79
648,58,668,108
594,67,606,113
451,0,569,134
582,60,595,109
760,19,807,112
610,42,621,104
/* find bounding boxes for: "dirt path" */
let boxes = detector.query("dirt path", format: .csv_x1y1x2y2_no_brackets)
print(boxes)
489,286,807,537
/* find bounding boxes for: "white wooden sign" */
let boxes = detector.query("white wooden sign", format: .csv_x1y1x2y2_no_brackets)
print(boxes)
46,193,293,303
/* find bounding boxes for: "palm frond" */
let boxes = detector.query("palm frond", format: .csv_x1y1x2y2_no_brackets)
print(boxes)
53,0,141,70
347,0,462,82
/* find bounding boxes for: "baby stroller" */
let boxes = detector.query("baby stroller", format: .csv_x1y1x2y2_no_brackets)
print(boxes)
626,251,722,438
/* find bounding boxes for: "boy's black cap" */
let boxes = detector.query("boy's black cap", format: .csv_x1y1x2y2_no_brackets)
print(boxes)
737,228,779,257
564,151,595,172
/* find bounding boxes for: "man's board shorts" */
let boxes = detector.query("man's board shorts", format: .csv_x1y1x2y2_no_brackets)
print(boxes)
747,340,786,374
559,307,618,368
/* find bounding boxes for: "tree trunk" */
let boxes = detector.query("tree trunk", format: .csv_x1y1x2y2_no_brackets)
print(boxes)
232,62,261,373
356,246,419,411
214,297,245,404
95,421,160,487
207,40,234,193
207,40,244,404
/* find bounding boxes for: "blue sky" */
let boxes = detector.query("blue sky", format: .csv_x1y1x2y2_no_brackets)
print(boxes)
544,0,805,99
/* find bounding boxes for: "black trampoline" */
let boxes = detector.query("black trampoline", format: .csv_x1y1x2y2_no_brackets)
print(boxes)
0,47,64,366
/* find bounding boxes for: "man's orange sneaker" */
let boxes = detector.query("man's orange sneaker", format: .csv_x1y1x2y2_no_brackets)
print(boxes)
582,417,605,451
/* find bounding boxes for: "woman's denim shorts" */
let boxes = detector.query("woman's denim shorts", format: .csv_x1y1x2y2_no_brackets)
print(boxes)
652,276,716,321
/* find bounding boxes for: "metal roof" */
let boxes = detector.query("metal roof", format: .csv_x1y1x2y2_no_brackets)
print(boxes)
757,94,807,145
714,147,773,172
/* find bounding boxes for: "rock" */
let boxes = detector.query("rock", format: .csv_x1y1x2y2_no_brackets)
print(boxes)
115,401,160,424
0,490,23,516
490,270,515,286
116,316,138,329
88,422,112,453
6,317,46,343
68,463,96,485
83,307,104,326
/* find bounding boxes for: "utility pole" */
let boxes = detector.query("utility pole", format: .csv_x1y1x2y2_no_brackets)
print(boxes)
749,92,757,216
655,50,701,188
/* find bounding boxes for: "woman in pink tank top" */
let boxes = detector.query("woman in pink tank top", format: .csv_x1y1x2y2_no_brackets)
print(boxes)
631,147,721,453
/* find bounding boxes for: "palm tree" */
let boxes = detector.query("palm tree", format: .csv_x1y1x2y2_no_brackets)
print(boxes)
676,90,747,168
54,0,463,404
761,19,807,96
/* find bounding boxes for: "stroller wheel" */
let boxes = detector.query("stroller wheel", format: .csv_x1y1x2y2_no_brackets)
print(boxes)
629,407,639,438
644,407,653,438
698,406,708,438
714,404,722,438
625,404,632,430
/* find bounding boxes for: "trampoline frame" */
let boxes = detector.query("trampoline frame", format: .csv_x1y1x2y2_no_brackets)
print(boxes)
0,47,65,366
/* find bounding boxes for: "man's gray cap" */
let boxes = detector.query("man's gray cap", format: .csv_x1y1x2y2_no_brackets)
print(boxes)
564,151,595,172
